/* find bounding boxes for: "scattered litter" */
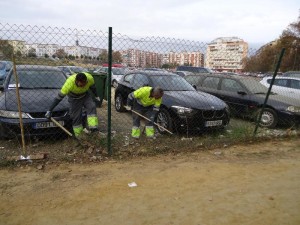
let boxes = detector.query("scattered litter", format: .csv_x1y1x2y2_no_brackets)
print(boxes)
124,136,129,146
214,151,222,155
20,155,31,160
37,165,44,170
0,147,4,149
83,128,91,134
128,182,137,188
181,137,193,141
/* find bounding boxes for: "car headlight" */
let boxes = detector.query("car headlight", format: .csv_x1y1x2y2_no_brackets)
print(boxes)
0,110,30,118
286,106,300,113
171,106,194,115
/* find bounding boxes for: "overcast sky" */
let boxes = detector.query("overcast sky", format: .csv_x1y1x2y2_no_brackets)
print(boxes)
0,0,299,47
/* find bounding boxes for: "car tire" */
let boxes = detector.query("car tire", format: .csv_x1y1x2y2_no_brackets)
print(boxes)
258,108,278,128
155,108,173,134
112,80,118,88
115,93,126,112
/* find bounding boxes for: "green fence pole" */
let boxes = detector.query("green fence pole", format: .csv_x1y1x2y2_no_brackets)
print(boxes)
107,27,112,155
253,48,285,135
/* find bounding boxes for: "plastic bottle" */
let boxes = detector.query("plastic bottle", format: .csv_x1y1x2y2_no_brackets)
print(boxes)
124,136,129,146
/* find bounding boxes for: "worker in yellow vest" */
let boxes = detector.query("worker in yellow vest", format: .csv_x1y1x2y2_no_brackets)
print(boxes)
45,72,101,137
125,86,164,138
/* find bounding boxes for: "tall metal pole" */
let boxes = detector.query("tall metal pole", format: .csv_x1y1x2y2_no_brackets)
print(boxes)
107,27,112,155
253,48,285,135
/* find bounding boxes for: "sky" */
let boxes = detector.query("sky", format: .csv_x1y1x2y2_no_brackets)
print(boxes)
0,0,299,48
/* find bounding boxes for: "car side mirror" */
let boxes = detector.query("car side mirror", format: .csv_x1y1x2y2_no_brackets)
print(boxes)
237,91,247,95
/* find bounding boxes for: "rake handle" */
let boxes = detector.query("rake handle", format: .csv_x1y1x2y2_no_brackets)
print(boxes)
50,117,73,137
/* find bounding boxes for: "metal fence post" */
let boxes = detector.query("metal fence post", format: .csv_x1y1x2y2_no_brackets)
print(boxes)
253,48,285,135
107,27,112,155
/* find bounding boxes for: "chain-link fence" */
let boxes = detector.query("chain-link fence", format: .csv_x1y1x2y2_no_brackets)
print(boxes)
0,23,299,160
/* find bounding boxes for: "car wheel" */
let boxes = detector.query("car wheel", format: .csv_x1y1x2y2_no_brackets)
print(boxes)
259,108,278,128
155,108,173,134
112,80,118,88
115,93,126,112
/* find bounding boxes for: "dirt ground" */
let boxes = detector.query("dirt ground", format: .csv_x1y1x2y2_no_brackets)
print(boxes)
0,138,299,225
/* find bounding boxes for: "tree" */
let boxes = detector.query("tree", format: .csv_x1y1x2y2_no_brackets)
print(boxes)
16,50,22,58
56,49,67,59
28,48,37,57
244,12,300,72
112,51,123,63
68,54,75,60
0,40,14,59
98,50,108,63
162,64,170,69
279,13,300,71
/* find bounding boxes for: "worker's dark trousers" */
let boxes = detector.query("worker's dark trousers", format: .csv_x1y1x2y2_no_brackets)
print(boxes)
131,102,156,138
132,102,155,127
68,93,98,136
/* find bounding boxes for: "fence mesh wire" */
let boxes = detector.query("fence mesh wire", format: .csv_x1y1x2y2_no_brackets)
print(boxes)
0,23,299,160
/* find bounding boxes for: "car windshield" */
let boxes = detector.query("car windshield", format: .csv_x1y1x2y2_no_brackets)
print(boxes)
0,62,5,70
112,68,127,75
240,78,269,94
149,75,195,91
9,70,66,89
71,67,88,73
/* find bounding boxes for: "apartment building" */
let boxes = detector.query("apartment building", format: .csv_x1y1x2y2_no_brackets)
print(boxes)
120,49,163,68
168,51,204,67
24,43,60,57
206,37,248,72
121,49,204,68
23,43,104,58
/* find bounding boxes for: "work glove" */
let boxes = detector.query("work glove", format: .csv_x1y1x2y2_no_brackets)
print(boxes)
153,106,160,112
45,111,52,119
124,105,132,111
94,96,102,108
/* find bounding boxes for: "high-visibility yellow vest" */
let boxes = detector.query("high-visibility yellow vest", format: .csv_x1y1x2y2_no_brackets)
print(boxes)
133,86,162,107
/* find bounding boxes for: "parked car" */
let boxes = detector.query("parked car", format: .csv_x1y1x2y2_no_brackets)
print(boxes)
260,77,300,99
114,70,230,133
0,61,13,84
57,66,89,76
95,67,128,88
174,71,195,77
282,71,300,78
176,66,213,74
0,65,72,138
184,73,300,128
